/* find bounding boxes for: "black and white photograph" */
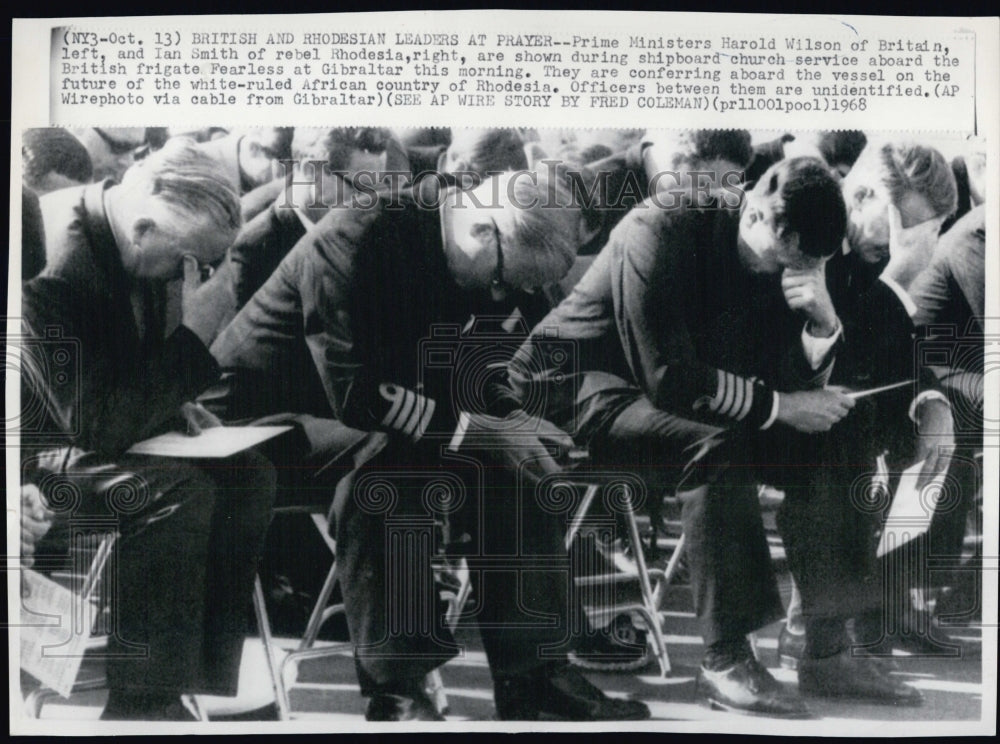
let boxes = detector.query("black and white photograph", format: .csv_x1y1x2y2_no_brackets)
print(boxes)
7,11,998,736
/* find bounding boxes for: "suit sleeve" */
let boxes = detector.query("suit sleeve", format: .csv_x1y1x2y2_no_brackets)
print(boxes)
299,209,376,432
909,260,954,330
21,278,219,457
611,216,779,429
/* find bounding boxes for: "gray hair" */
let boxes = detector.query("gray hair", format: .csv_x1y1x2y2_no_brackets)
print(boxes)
121,137,241,232
504,169,580,289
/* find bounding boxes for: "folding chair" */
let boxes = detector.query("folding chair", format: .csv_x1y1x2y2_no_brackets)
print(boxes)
554,472,673,676
24,521,287,722
251,508,463,719
251,508,346,720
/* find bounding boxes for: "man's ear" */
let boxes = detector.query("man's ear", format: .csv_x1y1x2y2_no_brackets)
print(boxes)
130,217,157,246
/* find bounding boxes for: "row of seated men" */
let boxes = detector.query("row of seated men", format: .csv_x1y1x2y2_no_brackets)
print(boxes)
19,124,985,721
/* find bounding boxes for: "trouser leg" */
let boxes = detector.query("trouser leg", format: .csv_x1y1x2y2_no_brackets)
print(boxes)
461,452,572,678
681,478,785,646
196,450,276,694
774,407,884,656
591,396,781,645
27,448,276,698
330,443,458,694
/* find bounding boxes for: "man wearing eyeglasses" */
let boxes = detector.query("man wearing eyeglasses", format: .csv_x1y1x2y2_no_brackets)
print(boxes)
212,169,650,721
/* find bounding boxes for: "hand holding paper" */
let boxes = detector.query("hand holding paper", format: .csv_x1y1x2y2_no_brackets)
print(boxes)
179,401,223,436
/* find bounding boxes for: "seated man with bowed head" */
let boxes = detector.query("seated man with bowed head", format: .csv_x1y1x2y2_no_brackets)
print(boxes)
20,139,276,721
779,140,960,658
213,169,650,722
510,157,924,718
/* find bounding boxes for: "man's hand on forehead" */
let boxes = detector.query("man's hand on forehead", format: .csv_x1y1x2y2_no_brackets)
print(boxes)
882,202,945,290
889,201,947,239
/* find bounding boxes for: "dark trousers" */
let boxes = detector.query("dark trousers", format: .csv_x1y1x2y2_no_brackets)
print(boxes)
927,370,983,584
26,447,276,697
328,439,573,693
583,390,893,647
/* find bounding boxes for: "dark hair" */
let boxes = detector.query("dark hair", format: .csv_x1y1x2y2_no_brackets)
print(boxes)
773,156,847,259
268,127,295,162
682,130,754,170
815,130,868,169
22,128,93,189
144,127,170,151
578,143,614,165
456,128,529,176
321,127,394,170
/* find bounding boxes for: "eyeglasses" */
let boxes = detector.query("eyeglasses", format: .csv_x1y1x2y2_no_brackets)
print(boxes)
490,219,506,294
93,128,150,159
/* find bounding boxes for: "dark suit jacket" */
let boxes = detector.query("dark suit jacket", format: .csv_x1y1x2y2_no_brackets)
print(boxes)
825,249,919,389
212,177,539,437
24,181,219,458
230,199,309,309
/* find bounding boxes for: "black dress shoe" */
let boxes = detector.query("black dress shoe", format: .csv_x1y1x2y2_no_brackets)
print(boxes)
695,657,811,719
495,662,650,721
569,614,651,672
365,690,446,721
857,630,961,658
777,625,806,670
854,610,961,658
100,694,200,721
798,649,924,706
207,702,281,721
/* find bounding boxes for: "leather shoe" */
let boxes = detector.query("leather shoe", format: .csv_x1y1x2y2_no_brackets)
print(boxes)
696,657,811,719
857,630,960,658
495,662,650,721
100,696,200,721
798,649,923,706
777,625,806,670
365,689,445,721
569,614,650,672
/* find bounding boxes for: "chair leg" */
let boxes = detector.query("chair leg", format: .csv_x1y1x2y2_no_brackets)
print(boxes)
425,669,449,716
253,575,291,720
298,559,340,652
565,485,601,549
622,487,671,676
662,532,687,586
644,494,665,559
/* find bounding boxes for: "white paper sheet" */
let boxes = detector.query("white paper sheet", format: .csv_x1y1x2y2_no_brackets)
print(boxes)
19,570,97,698
877,458,950,557
125,426,292,458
